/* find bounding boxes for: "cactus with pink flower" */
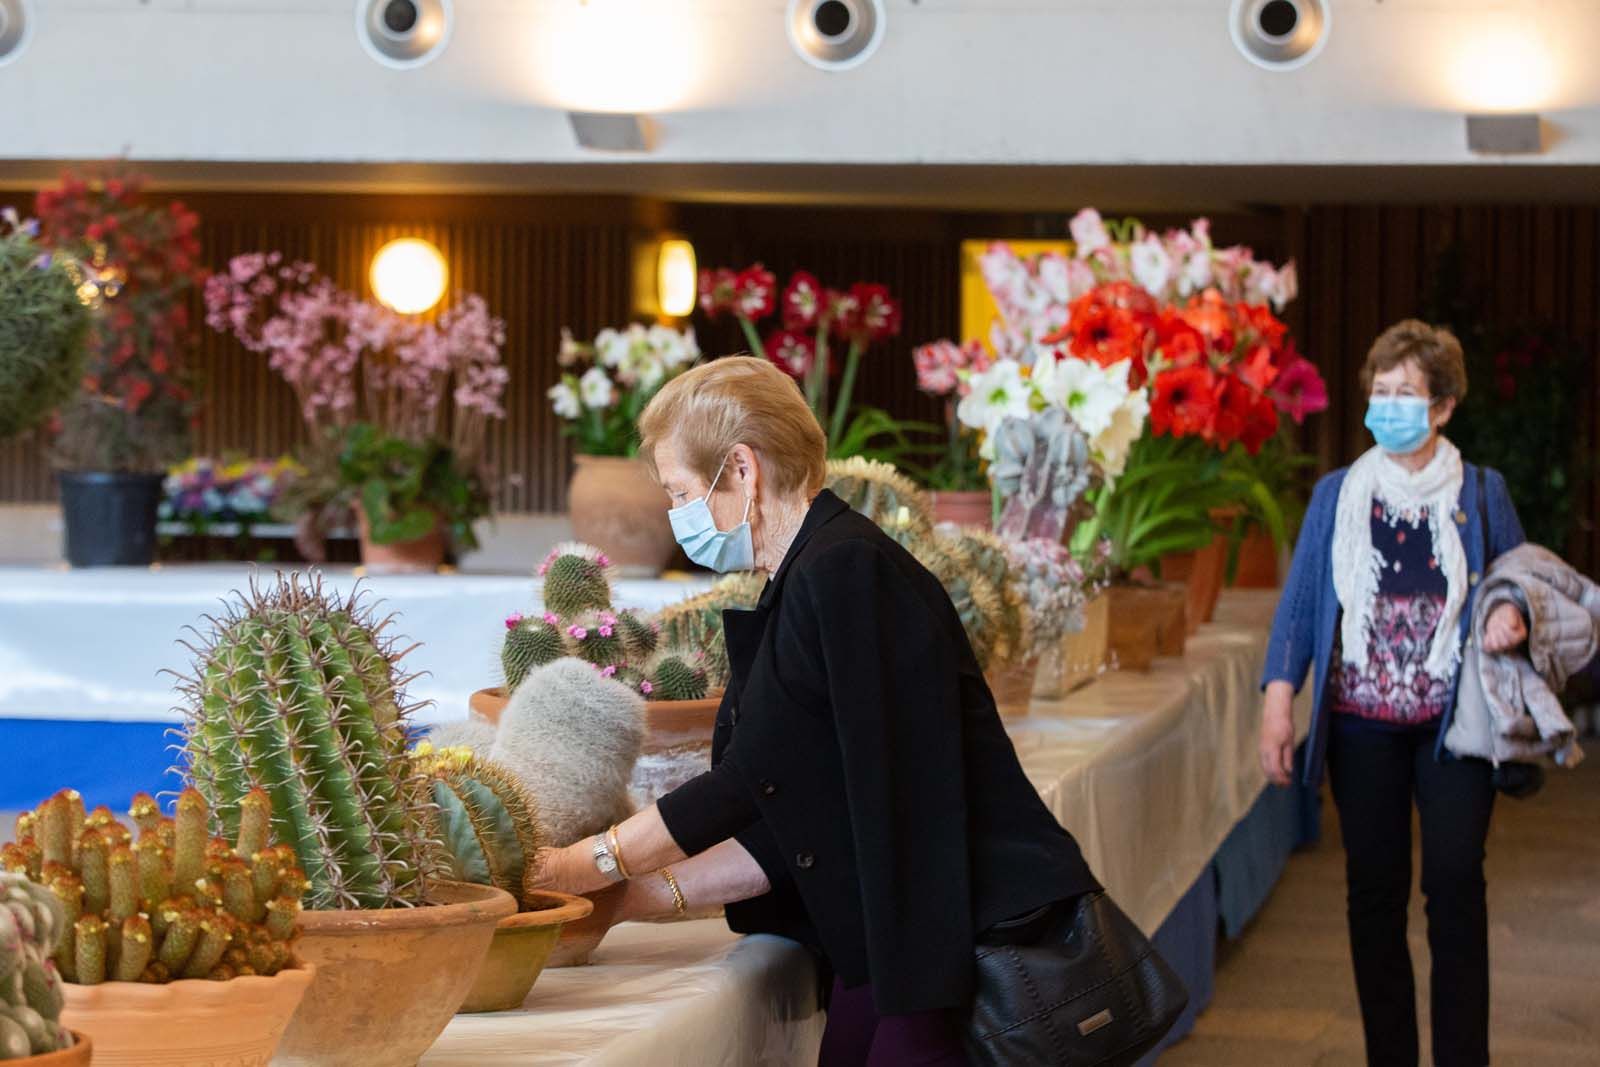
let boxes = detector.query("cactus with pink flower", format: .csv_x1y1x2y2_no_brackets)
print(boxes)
501,543,709,701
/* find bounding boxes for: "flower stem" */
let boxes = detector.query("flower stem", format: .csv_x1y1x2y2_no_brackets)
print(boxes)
737,316,766,363
828,342,863,450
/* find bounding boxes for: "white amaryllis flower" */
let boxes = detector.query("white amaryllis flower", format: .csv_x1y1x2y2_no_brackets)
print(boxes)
1091,387,1150,483
548,380,581,420
649,324,699,368
594,328,629,368
1069,208,1111,259
1034,355,1129,438
578,366,615,409
1130,233,1174,298
957,359,1035,445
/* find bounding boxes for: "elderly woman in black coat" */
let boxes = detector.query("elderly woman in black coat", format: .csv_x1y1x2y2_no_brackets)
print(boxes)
532,356,1099,1066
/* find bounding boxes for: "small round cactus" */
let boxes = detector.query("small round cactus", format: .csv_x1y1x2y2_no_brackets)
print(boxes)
502,617,565,692
537,543,614,617
646,654,710,702
615,611,658,661
413,745,545,907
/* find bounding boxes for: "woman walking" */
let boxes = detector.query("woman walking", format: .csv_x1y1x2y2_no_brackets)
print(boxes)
1258,320,1526,1066
533,356,1101,1066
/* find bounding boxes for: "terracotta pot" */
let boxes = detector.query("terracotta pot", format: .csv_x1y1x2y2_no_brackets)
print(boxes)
62,967,312,1067
355,503,446,575
468,687,722,756
567,455,677,578
1044,591,1111,697
458,891,594,1014
1231,528,1281,588
984,659,1039,718
1107,584,1188,659
929,490,992,529
6,1032,91,1067
1104,584,1172,673
275,881,516,1067
546,882,627,968
1160,535,1227,632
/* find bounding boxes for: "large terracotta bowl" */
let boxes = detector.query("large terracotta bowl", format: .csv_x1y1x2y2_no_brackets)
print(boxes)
274,881,516,1067
469,687,721,756
6,1031,91,1067
62,968,312,1066
459,891,594,1013
567,455,678,577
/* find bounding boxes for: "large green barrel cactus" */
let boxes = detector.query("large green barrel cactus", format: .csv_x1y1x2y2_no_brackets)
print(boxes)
177,572,439,910
0,870,71,1059
413,745,544,906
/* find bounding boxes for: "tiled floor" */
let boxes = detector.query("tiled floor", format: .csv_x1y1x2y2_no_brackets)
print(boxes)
1164,754,1600,1066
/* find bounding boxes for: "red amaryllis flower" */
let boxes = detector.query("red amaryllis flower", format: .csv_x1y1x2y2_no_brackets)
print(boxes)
782,271,823,330
823,288,858,335
1240,391,1281,455
698,268,739,318
1240,301,1289,351
1044,282,1159,385
1267,355,1328,425
1180,289,1236,353
733,264,777,319
1154,308,1206,368
1238,342,1280,393
839,282,901,345
1150,365,1220,439
1212,374,1259,449
765,330,816,379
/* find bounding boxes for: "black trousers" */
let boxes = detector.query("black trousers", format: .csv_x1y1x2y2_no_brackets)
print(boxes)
1327,722,1496,1067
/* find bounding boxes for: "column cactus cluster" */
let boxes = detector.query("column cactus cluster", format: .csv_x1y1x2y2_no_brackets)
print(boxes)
649,573,767,690
0,788,307,989
0,871,71,1059
502,543,711,702
176,571,442,910
411,744,545,907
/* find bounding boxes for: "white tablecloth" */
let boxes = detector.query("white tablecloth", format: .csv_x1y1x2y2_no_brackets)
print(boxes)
423,591,1299,1065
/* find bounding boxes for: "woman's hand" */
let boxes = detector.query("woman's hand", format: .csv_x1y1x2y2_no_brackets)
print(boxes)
1258,681,1297,788
1482,602,1528,654
525,841,609,900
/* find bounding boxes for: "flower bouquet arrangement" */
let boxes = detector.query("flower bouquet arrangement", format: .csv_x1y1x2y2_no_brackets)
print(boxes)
205,252,508,559
160,454,307,535
699,264,915,459
547,323,701,456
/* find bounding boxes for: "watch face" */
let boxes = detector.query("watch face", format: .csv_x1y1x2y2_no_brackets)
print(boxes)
597,854,618,874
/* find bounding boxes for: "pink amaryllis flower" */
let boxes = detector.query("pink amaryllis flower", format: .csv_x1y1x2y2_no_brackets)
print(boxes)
765,329,816,379
1268,355,1328,425
782,271,823,330
914,338,989,397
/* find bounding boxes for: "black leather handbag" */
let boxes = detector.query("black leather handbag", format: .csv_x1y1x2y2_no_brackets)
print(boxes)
960,892,1189,1067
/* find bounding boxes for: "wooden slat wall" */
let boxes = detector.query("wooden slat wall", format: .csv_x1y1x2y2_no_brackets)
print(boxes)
0,192,639,513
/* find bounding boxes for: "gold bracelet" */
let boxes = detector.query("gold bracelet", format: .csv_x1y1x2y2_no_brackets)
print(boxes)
659,867,688,916
606,825,632,880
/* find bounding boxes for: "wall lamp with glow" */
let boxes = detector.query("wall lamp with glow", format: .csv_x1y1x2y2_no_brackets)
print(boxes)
371,238,448,314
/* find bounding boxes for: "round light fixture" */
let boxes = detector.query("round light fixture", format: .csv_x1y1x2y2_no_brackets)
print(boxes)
656,239,698,318
786,0,886,72
1229,0,1330,71
357,0,452,69
0,0,33,68
370,238,448,315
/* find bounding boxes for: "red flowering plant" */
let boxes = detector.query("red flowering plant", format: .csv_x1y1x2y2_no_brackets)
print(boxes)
699,264,914,458
33,170,206,471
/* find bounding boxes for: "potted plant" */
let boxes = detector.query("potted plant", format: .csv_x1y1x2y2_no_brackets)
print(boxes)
0,870,91,1066
0,209,91,447
32,171,205,567
2,788,313,1066
548,324,701,576
205,253,509,572
911,338,994,525
174,573,516,1067
158,454,306,560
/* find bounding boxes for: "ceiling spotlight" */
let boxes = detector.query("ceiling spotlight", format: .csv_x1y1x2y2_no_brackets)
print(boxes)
1229,0,1329,71
568,112,656,153
357,0,452,70
0,0,33,68
787,0,886,72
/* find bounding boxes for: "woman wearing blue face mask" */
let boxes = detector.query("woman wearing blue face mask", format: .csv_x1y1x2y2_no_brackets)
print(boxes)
530,356,1101,1067
1259,320,1527,1067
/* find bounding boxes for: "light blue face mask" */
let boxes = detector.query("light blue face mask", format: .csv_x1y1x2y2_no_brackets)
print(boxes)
1365,396,1433,456
668,457,754,573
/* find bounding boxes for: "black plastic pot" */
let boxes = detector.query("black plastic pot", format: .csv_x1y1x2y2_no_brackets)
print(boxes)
57,470,165,567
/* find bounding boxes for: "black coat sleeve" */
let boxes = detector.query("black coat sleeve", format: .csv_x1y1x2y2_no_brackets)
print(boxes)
657,751,762,857
791,539,975,1014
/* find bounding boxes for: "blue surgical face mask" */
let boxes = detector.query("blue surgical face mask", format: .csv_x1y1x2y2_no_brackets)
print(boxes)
1365,396,1433,456
668,457,754,573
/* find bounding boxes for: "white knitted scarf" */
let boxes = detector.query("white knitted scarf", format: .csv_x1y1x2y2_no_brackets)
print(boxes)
1332,439,1467,683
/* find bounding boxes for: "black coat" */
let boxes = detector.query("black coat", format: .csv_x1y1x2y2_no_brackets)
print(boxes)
657,490,1099,1015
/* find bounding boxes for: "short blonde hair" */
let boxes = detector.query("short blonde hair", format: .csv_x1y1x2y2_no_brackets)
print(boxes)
638,356,826,497
1362,320,1469,403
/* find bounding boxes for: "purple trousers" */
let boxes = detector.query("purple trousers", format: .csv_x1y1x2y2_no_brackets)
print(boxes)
817,977,971,1067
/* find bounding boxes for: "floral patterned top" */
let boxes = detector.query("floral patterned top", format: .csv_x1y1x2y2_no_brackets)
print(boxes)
1330,497,1453,728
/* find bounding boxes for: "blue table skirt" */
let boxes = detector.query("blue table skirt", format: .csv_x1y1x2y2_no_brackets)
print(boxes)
1,719,180,812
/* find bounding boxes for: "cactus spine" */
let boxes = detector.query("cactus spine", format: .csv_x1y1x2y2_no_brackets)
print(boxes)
1,788,306,989
503,543,710,701
177,572,440,910
0,870,72,1059
412,745,545,906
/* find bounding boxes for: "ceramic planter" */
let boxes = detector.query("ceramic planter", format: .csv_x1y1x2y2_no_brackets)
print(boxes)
1231,528,1281,588
985,659,1039,718
929,490,993,529
1160,536,1227,632
61,967,311,1067
458,891,594,1013
468,687,721,756
274,881,516,1067
1038,592,1111,698
567,454,677,577
546,882,627,969
354,502,446,574
57,471,164,567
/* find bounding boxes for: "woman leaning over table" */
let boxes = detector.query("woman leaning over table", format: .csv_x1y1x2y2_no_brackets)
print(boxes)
1258,320,1527,1067
531,356,1100,1067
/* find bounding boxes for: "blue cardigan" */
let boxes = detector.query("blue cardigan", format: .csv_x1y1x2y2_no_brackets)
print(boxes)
1261,462,1526,785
